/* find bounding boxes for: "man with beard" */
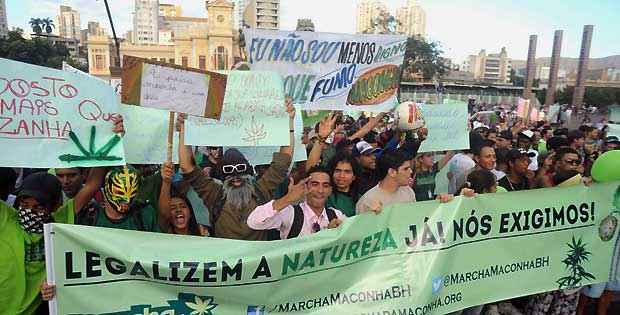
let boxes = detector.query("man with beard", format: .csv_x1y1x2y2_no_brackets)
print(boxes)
247,166,346,239
179,100,295,240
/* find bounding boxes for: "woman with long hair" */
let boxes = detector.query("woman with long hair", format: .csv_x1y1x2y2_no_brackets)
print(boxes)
326,152,362,217
159,162,209,236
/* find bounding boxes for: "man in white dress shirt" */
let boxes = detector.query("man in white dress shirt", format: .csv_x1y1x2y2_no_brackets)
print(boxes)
247,166,346,239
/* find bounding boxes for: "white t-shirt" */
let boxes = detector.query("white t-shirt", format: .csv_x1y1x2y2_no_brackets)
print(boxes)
356,185,416,214
448,153,476,194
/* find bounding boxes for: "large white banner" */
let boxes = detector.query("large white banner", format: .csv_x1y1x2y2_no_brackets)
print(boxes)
244,29,407,112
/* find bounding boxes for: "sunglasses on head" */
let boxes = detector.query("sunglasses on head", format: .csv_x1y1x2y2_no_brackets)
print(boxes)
222,164,247,174
312,222,321,233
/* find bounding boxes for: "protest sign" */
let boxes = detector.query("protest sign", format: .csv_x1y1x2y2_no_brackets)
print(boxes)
46,181,620,315
63,61,122,95
610,105,620,123
184,71,288,147
120,104,179,164
418,102,470,152
225,110,307,166
608,123,620,139
243,29,406,112
121,56,226,119
0,58,125,168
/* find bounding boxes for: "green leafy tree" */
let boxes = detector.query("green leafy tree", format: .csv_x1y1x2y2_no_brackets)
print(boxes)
0,29,84,69
41,18,55,34
402,36,449,81
29,18,42,34
510,69,524,87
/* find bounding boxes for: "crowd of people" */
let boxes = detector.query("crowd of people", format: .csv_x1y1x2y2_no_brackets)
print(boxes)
1,97,619,315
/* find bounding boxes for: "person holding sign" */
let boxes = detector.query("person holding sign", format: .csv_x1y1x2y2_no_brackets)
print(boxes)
1,118,125,315
179,99,295,241
158,162,209,236
247,166,347,239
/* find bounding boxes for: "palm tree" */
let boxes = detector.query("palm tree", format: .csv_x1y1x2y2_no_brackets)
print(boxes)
41,18,55,34
29,18,42,34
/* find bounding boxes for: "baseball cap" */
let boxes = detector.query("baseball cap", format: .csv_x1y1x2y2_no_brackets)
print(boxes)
18,172,62,207
506,148,536,161
519,130,534,139
498,130,513,140
352,141,381,157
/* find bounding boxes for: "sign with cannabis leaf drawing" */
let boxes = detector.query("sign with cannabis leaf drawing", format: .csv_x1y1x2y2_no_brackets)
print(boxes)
0,58,125,168
184,71,288,147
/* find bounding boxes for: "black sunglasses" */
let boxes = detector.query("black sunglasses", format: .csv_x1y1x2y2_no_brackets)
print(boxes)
312,222,321,233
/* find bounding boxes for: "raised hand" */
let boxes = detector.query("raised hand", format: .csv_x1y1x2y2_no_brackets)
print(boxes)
328,218,343,229
318,112,337,139
286,176,308,203
41,282,56,301
285,97,295,119
112,115,125,136
161,161,174,183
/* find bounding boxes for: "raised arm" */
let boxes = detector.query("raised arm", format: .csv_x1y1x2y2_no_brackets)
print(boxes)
157,162,174,231
279,98,295,157
306,112,336,171
437,151,456,170
177,114,223,218
348,112,386,140
74,115,125,213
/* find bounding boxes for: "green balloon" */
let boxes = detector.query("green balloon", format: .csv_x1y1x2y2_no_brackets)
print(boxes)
496,186,508,193
591,150,620,183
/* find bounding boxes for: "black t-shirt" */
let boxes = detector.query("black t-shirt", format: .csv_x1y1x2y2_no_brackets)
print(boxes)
498,175,529,192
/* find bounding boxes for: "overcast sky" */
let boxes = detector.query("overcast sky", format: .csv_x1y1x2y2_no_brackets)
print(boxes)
6,0,620,63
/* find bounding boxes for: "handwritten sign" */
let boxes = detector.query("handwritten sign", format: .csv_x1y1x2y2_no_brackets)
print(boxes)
120,104,179,164
243,29,406,112
121,56,226,118
0,58,125,168
610,105,620,123
184,71,288,146
608,123,620,139
225,110,307,166
418,102,469,152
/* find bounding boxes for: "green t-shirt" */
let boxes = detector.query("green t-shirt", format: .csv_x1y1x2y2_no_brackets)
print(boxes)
76,203,161,232
537,140,548,155
0,199,74,315
326,192,355,217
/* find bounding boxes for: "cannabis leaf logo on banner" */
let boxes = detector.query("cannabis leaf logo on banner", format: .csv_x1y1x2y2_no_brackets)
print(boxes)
185,296,218,315
556,236,596,289
58,126,122,162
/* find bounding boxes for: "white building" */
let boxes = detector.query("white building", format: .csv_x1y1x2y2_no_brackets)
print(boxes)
0,0,7,38
466,47,512,84
133,0,159,45
57,5,81,39
356,0,387,34
232,0,247,29
395,0,426,37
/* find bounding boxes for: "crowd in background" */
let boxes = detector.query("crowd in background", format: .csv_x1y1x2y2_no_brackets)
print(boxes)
1,98,619,315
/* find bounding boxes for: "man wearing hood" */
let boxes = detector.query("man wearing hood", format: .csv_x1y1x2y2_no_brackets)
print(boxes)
179,100,295,240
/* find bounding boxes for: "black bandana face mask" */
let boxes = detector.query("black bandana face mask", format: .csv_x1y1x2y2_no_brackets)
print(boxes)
17,207,51,234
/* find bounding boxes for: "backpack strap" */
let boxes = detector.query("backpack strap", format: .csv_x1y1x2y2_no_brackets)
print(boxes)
286,204,304,239
326,207,338,222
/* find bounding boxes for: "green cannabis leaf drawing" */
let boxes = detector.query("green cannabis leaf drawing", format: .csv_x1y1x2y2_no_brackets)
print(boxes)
556,236,596,289
185,295,218,315
242,116,267,146
58,126,122,162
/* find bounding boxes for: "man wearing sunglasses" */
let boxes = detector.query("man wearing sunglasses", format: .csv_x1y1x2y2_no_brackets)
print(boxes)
247,166,346,239
179,100,295,241
554,147,582,175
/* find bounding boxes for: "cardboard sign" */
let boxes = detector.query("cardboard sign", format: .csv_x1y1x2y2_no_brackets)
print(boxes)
0,58,125,168
121,56,226,118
